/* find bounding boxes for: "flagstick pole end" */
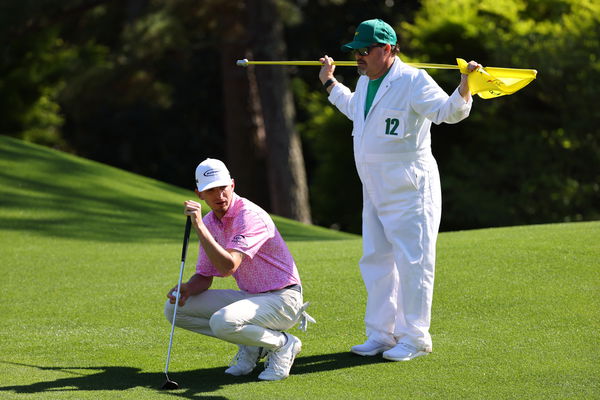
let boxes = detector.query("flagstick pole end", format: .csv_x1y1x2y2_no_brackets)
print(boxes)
236,59,249,67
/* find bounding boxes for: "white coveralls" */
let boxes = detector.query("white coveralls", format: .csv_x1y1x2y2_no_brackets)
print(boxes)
328,57,472,350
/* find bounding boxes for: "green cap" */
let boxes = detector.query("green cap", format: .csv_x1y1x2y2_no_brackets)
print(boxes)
341,19,397,52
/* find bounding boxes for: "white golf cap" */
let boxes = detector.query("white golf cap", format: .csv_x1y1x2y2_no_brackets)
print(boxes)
194,158,233,192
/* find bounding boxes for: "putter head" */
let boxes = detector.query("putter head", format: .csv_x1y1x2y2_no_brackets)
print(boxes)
236,59,249,67
161,379,179,390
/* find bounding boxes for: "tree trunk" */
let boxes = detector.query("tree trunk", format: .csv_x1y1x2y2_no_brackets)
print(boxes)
245,0,312,224
215,1,270,209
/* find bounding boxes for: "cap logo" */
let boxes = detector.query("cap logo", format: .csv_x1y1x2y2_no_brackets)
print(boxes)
203,169,220,177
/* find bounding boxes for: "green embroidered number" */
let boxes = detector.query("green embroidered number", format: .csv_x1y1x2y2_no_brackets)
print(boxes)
385,118,400,136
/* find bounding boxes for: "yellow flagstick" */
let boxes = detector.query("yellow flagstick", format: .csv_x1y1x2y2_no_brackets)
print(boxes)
236,58,538,99
236,59,457,69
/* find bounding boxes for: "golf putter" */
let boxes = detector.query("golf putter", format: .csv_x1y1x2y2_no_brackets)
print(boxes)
161,216,192,390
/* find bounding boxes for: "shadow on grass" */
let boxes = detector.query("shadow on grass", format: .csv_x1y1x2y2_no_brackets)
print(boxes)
0,352,387,398
0,136,356,243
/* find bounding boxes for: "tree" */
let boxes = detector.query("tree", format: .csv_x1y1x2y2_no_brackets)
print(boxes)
1,0,314,223
401,0,600,229
6,0,596,231
212,0,271,209
0,0,107,147
294,0,599,232
246,0,312,223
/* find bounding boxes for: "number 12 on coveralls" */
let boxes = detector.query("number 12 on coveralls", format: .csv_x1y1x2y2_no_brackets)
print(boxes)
385,118,400,136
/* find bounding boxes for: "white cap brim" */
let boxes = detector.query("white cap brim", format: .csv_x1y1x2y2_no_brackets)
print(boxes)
196,178,233,192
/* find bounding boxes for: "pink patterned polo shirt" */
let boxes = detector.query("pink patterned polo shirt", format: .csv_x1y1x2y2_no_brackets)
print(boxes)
195,193,301,294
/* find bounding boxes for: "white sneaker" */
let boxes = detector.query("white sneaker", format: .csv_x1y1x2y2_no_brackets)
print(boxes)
224,345,266,376
382,342,431,361
258,333,302,381
351,339,393,356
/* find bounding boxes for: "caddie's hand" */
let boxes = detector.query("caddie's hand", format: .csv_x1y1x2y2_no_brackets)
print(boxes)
167,283,189,306
184,200,203,228
459,60,483,100
319,55,336,84
461,60,483,78
463,60,482,75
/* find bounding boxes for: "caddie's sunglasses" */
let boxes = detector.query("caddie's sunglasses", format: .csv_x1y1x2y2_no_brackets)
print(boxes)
354,43,385,56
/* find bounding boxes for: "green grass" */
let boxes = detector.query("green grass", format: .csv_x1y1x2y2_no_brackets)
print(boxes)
0,135,598,399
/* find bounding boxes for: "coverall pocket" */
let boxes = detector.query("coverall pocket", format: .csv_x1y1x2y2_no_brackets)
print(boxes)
404,163,423,192
375,108,408,140
381,162,420,194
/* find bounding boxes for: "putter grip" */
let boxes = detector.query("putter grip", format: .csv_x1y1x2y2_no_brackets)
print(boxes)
181,216,192,262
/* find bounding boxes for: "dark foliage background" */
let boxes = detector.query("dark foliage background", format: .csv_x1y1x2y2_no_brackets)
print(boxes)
1,0,598,233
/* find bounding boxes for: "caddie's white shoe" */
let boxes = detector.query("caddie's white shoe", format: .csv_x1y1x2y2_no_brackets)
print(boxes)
225,345,266,376
382,342,431,361
351,339,393,356
258,333,302,381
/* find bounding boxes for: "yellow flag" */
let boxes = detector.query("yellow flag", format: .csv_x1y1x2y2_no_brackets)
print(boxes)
456,58,537,99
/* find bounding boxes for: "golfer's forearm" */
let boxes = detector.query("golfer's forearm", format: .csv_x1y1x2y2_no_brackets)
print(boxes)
186,274,213,294
195,224,238,276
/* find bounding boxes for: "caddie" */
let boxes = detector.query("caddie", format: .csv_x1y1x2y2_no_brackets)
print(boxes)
318,19,481,361
164,158,313,380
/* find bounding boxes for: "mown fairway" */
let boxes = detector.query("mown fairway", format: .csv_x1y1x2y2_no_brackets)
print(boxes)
0,136,598,399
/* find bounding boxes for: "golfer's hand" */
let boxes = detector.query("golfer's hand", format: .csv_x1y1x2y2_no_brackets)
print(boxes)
319,55,336,84
184,200,203,228
167,283,189,306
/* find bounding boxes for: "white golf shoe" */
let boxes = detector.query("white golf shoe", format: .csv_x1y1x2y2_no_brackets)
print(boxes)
382,342,431,361
351,339,393,356
258,333,302,381
225,345,266,376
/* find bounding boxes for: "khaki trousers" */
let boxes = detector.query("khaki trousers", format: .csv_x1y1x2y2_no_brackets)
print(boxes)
164,287,303,350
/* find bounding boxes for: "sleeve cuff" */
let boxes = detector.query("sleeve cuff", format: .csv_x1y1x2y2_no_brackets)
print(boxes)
450,87,472,107
328,82,347,104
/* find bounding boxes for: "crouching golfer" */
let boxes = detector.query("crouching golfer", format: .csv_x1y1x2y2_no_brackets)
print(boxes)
164,158,312,381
